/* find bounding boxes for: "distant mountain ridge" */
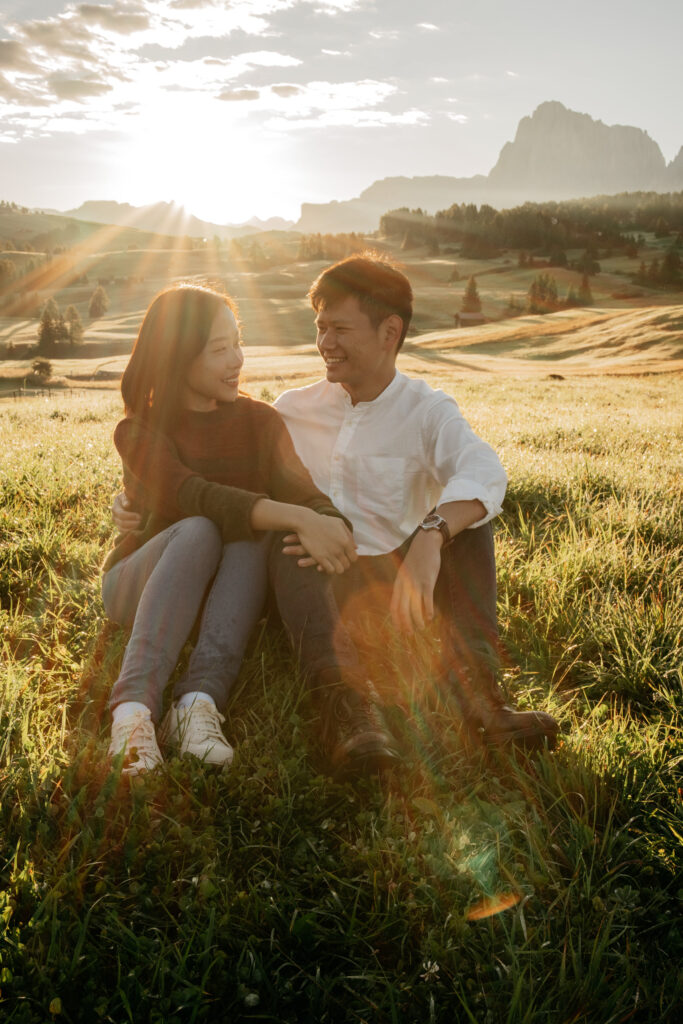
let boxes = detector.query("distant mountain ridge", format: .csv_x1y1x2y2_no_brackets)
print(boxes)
297,101,683,233
63,199,294,239
53,103,683,238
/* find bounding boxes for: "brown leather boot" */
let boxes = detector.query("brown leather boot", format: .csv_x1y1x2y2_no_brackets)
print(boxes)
313,673,401,776
448,669,559,752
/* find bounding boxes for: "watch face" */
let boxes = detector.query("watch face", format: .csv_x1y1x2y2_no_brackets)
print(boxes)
420,513,449,542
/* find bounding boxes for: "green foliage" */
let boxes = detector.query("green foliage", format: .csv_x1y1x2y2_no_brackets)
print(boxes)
37,299,69,354
88,285,110,319
661,243,682,285
573,247,601,276
461,276,482,313
63,304,84,347
0,382,681,1022
297,233,363,262
634,247,683,290
527,273,558,314
380,192,683,260
30,357,52,379
577,273,593,305
0,257,15,291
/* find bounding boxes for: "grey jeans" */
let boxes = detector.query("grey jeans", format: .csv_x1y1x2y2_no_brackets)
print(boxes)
102,517,268,721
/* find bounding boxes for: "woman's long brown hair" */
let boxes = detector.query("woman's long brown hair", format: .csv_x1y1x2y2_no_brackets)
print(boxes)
121,284,238,432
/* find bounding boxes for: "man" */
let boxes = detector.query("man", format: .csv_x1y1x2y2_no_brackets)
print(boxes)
274,253,558,752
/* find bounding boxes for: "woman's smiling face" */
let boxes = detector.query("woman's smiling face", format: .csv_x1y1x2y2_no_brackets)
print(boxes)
182,305,244,411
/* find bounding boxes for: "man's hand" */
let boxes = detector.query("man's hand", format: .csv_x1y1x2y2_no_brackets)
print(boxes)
390,529,443,632
112,491,143,533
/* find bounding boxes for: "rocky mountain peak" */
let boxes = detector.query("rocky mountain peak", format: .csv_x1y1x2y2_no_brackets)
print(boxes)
488,101,667,195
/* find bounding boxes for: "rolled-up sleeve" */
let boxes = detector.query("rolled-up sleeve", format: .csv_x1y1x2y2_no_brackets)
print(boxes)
424,398,507,527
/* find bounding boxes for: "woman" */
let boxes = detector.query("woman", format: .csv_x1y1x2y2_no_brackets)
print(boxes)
102,283,361,776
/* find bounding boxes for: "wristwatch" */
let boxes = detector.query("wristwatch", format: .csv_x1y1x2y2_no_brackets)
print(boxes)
418,512,450,545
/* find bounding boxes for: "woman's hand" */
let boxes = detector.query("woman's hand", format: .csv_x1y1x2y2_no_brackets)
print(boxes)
286,512,357,575
112,491,143,532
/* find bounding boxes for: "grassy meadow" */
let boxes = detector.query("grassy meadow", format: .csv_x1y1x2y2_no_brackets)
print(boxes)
0,367,681,1023
1,229,680,365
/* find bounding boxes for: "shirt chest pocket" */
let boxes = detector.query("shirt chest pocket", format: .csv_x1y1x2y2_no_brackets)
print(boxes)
353,455,407,518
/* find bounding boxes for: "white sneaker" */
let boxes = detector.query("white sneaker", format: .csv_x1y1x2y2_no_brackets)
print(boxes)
108,711,163,776
159,700,234,768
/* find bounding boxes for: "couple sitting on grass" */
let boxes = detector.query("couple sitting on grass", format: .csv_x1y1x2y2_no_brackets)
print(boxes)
102,253,558,777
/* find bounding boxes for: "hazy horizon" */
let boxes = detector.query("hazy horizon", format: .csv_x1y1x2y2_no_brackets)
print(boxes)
1,0,682,224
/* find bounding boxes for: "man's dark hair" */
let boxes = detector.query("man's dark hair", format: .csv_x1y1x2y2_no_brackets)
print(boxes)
308,251,413,350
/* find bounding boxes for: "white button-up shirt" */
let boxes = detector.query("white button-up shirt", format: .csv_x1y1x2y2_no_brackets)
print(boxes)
274,371,507,557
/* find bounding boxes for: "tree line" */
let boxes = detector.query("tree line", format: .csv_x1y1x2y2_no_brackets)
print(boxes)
460,271,594,319
380,192,683,257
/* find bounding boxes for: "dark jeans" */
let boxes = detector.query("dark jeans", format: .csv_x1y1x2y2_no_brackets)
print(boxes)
329,523,500,688
268,537,361,683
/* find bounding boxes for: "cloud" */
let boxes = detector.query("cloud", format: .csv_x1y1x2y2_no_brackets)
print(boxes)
76,3,151,34
417,23,438,31
0,40,37,73
0,71,50,105
266,107,428,130
0,0,404,147
506,70,519,78
48,74,113,101
271,84,302,97
447,113,468,124
232,50,302,69
218,88,260,101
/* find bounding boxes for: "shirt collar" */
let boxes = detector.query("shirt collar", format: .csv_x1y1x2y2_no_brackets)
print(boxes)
340,369,402,408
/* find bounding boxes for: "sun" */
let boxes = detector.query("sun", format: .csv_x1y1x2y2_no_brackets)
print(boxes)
117,95,298,226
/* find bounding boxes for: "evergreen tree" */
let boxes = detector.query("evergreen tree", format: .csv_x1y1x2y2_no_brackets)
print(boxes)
548,248,568,268
577,274,593,305
461,276,481,313
37,298,60,353
64,305,84,347
0,258,15,290
654,217,670,238
89,285,109,319
565,286,579,307
575,247,600,275
660,244,682,285
648,259,660,285
527,273,558,314
54,313,69,345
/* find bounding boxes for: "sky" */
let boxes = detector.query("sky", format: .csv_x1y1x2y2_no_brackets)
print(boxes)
1,0,682,225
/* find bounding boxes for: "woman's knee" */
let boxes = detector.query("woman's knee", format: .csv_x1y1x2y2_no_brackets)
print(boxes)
171,516,223,566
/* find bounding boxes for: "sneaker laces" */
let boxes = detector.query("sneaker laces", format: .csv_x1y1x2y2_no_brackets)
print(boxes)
110,711,161,769
182,701,226,743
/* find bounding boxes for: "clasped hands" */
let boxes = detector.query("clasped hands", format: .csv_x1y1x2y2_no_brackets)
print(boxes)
112,493,441,633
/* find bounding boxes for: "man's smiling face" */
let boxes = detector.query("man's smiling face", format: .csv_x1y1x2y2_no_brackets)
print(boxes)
314,295,400,404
